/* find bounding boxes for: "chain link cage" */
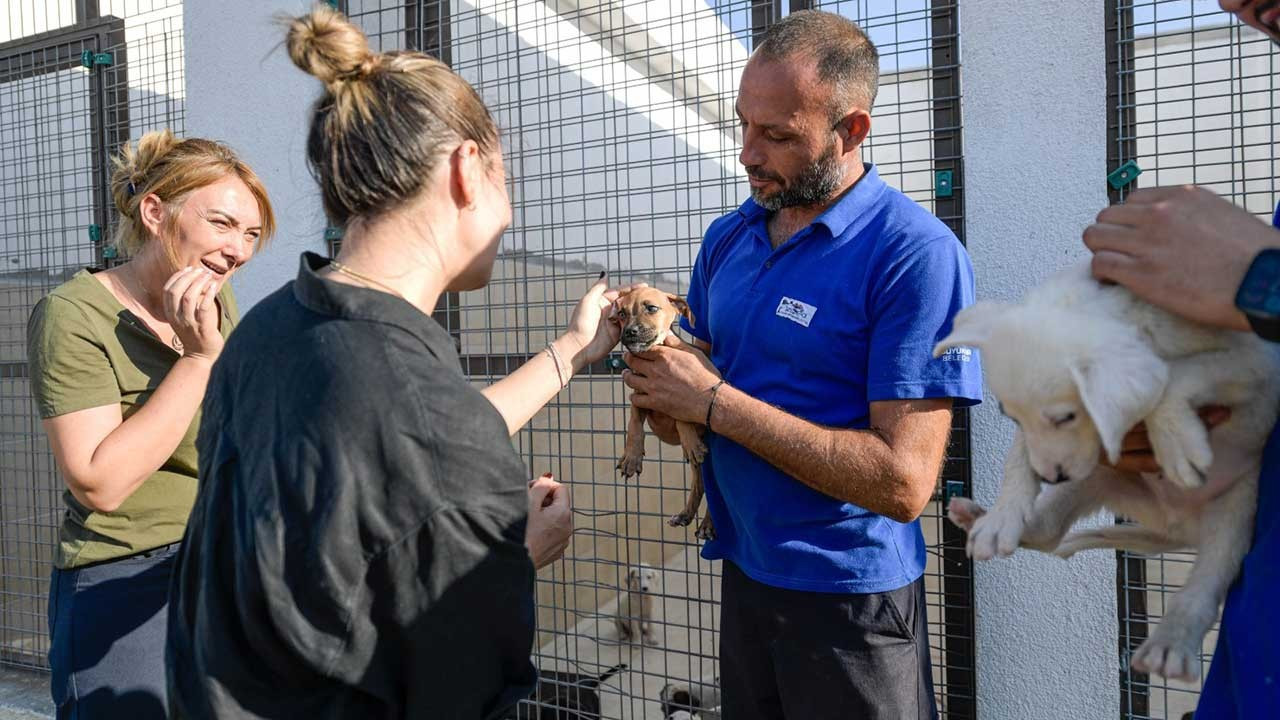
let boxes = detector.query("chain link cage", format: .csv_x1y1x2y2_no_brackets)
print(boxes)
1107,1,1280,718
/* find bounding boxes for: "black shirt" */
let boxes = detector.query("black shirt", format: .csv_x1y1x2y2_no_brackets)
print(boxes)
167,253,536,719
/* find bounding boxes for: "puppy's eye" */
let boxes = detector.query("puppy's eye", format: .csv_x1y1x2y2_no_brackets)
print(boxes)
645,305,659,313
617,310,628,320
1051,412,1077,428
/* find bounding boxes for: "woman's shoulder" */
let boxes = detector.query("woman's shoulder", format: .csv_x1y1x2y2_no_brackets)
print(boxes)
30,270,112,330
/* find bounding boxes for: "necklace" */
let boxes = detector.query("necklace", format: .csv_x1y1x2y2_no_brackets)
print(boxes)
328,260,408,302
119,265,184,353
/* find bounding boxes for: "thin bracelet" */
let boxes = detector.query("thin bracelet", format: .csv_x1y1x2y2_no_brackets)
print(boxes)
705,379,725,431
545,341,568,389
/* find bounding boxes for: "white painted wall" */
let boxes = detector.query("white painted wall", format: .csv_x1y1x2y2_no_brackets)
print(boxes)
184,0,326,309
961,2,1119,719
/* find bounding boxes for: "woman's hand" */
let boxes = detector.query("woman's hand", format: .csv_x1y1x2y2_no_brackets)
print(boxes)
525,473,572,569
560,273,648,371
164,267,224,362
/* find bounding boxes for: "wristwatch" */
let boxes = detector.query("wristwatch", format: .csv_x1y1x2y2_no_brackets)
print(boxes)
1234,247,1280,342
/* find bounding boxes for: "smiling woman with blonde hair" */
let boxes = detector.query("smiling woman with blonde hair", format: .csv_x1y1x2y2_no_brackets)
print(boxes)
27,129,273,719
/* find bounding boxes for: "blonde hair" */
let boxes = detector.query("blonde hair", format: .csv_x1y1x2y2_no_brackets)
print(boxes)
284,4,499,226
109,129,276,260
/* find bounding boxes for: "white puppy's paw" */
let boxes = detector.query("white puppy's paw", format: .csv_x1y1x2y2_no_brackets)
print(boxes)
947,497,986,531
1131,623,1202,682
1147,410,1213,489
966,506,1028,561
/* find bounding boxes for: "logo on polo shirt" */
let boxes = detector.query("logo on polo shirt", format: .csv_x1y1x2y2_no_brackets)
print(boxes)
775,296,817,327
940,347,973,362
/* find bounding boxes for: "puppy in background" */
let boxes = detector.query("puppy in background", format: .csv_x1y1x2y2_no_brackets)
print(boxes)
614,287,715,539
615,563,660,645
659,675,721,719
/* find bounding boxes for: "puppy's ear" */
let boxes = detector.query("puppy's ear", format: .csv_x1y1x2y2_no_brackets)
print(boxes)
932,300,1006,358
667,294,695,328
1068,343,1168,464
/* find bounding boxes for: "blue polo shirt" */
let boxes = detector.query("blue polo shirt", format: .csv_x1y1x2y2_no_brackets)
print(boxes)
1196,206,1280,717
680,164,983,594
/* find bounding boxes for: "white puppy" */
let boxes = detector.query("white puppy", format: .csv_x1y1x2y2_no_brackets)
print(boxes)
615,563,660,645
934,261,1279,681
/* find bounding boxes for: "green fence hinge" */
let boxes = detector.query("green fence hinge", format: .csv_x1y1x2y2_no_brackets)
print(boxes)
87,224,102,244
102,245,118,260
606,353,626,371
942,479,965,506
80,51,114,68
1108,160,1142,190
935,170,954,198
324,226,344,241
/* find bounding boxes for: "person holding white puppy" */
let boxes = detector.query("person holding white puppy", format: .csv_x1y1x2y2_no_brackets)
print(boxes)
1084,2,1280,715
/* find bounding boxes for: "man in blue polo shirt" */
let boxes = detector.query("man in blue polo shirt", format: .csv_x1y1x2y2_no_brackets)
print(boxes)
621,10,981,718
1083,5,1280,716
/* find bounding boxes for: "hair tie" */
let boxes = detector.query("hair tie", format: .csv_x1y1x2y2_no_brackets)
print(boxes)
126,181,137,197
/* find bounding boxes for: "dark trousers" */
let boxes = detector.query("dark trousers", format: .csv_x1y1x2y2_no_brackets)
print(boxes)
48,544,178,720
720,561,938,720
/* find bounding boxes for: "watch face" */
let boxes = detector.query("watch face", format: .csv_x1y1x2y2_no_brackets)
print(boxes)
1238,249,1280,317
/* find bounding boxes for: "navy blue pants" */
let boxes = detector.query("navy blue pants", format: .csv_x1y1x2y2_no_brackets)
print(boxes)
720,561,938,720
48,544,178,720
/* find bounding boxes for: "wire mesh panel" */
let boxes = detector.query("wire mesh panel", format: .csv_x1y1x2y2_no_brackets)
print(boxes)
339,1,973,716
0,0,184,670
1107,1,1280,717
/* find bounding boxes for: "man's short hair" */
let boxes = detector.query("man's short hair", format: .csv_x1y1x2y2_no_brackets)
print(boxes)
754,10,880,119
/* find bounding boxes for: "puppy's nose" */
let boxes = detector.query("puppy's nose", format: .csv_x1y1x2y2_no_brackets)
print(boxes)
1054,465,1069,484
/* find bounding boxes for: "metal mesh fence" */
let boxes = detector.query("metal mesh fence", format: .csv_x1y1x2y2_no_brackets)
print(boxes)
1106,1,1280,717
341,0,974,716
0,0,184,670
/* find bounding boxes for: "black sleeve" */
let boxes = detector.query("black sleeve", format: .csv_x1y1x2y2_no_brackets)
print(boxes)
353,506,538,719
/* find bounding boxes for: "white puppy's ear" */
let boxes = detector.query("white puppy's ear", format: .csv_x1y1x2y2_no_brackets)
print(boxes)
1068,344,1169,464
932,301,1007,358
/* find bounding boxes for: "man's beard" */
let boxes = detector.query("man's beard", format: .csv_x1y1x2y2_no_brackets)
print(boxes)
749,142,844,211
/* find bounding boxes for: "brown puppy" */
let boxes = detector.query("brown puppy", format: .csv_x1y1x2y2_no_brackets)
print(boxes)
615,287,714,539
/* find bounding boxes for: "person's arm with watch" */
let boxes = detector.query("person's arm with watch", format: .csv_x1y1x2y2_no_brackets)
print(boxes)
1084,184,1280,340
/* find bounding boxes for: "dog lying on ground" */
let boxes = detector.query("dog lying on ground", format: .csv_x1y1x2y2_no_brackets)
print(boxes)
614,287,715,539
615,563,660,645
508,663,627,720
933,261,1280,681
659,675,721,719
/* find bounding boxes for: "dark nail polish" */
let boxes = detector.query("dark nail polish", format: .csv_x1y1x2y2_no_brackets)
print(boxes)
598,270,607,279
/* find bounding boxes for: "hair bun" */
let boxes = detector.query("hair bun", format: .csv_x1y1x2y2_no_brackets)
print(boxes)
109,129,179,218
285,5,375,87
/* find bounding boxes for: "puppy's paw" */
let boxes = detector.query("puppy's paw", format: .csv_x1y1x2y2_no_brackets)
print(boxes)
642,629,661,646
617,452,644,478
668,511,694,527
1148,412,1213,489
1131,624,1202,682
947,497,986,531
682,440,707,466
695,515,716,540
967,507,1027,561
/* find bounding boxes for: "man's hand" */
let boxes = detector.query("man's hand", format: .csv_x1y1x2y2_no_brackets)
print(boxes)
1220,0,1280,44
1084,185,1279,331
1106,406,1232,474
621,336,722,424
525,474,572,569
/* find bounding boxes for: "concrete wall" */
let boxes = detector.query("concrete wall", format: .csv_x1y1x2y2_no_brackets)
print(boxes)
962,2,1119,718
184,0,326,309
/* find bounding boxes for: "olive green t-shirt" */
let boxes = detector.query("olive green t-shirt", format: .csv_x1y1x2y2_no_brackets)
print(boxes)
27,269,238,568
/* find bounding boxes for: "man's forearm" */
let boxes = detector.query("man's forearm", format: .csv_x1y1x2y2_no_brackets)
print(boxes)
710,385,938,522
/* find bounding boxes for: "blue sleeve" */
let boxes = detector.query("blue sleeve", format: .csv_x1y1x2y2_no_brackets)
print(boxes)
680,241,713,345
866,236,983,407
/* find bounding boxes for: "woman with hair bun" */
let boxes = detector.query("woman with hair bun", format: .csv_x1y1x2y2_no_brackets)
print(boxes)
166,5,634,719
27,129,274,718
